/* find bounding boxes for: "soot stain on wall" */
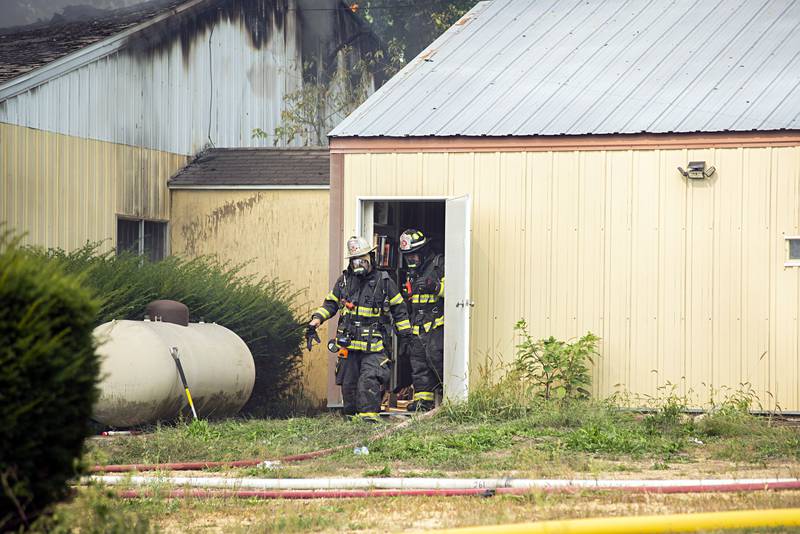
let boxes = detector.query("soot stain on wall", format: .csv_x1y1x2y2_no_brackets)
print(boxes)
180,193,264,256
123,0,382,84
126,0,287,63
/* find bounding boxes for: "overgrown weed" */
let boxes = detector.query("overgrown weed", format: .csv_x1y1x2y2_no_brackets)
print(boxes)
514,320,599,400
642,383,692,436
86,415,372,466
29,486,155,534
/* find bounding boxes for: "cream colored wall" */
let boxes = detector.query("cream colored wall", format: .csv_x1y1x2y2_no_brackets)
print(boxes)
342,147,800,410
0,122,187,251
170,189,330,403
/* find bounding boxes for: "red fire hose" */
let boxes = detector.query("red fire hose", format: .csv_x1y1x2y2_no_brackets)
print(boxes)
90,445,350,473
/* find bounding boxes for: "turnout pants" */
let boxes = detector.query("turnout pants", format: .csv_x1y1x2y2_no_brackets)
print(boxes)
335,350,391,416
409,327,444,398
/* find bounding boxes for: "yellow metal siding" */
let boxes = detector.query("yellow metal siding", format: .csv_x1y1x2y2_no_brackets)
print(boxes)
170,189,330,402
1,122,186,251
342,146,800,410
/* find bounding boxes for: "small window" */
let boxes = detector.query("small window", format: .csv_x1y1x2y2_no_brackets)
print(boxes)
786,237,800,267
117,219,140,255
143,221,167,262
117,218,167,261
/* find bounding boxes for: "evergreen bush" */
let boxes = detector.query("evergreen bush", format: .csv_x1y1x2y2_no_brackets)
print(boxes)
0,233,100,531
36,244,305,416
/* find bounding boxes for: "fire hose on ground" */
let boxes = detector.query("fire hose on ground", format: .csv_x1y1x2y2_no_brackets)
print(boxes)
88,410,800,532
435,508,800,534
90,475,800,495
89,476,800,532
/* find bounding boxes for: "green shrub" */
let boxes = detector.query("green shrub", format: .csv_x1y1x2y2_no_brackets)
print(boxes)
514,321,599,400
0,233,100,531
34,244,305,416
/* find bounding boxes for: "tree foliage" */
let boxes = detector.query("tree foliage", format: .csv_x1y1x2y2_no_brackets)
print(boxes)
359,0,478,73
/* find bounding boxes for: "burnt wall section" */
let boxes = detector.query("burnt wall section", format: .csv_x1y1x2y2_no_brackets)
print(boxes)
126,0,288,63
0,0,381,153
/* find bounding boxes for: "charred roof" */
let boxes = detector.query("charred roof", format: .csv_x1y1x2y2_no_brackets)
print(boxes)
0,0,185,84
168,148,330,188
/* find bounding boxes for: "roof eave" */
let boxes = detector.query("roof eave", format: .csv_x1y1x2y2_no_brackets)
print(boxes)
329,130,800,153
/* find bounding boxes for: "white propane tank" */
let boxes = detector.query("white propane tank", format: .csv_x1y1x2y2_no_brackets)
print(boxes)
92,320,255,427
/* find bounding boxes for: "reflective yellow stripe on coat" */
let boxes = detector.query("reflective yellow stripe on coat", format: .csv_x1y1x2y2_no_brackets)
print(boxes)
412,315,445,335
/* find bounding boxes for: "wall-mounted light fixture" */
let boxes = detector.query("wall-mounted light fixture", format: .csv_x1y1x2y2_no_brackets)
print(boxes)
678,161,716,180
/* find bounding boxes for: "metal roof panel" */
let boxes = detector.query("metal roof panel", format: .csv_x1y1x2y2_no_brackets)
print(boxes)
330,0,800,138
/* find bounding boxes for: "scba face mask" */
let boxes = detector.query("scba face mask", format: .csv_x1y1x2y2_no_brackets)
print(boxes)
350,257,371,276
404,252,422,270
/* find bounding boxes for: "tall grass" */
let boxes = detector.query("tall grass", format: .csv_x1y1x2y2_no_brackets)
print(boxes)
31,243,305,416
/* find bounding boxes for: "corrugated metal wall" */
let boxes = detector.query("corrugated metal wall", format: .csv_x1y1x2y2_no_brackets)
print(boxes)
170,189,330,401
341,146,800,410
0,122,186,251
0,16,302,155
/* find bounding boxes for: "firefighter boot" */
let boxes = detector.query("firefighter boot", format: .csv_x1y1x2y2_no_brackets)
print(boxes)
352,412,381,424
407,391,435,412
406,399,434,412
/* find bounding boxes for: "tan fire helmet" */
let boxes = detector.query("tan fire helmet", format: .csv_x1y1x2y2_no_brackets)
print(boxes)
345,235,376,259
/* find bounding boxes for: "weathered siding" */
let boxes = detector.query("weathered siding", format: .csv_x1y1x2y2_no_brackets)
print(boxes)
341,146,800,410
170,189,330,401
0,15,302,155
0,122,186,251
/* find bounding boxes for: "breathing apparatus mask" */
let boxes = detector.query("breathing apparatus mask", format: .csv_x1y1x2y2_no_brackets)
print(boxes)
404,252,423,271
350,255,372,276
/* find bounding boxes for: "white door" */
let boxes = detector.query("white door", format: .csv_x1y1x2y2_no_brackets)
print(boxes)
444,195,471,402
358,200,374,241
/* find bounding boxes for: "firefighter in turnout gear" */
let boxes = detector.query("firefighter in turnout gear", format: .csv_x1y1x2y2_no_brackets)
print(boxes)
398,229,444,412
307,236,411,422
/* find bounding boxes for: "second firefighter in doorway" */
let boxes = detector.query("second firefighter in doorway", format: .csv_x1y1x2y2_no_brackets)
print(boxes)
307,236,411,422
399,228,444,412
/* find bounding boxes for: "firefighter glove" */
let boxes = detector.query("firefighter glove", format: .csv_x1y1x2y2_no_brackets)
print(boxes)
305,324,321,351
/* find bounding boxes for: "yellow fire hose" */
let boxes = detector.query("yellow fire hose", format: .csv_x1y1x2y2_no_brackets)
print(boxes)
436,508,800,534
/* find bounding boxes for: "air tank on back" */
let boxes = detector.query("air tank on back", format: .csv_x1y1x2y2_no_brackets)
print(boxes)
92,300,255,427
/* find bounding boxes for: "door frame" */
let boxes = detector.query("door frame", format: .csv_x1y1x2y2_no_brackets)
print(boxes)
347,195,470,405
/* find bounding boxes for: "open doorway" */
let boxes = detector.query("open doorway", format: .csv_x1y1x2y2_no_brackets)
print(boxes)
354,196,471,410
